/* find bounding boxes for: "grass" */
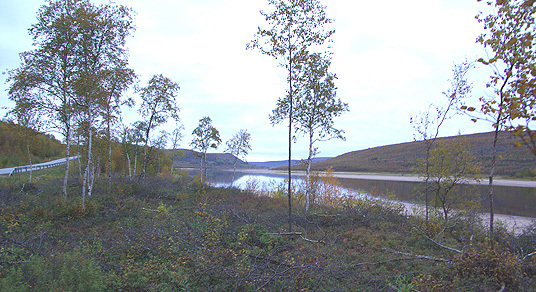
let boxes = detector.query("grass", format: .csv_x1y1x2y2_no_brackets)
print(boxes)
1,170,535,291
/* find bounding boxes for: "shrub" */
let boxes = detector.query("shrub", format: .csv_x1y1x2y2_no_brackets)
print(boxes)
454,244,523,288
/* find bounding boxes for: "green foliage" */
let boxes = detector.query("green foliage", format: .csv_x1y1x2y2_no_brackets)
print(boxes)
454,243,523,288
0,121,64,168
476,0,536,157
420,137,482,221
190,116,221,184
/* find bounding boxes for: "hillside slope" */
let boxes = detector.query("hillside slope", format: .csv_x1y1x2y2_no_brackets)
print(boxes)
303,131,536,176
249,157,332,169
172,149,261,170
0,121,65,168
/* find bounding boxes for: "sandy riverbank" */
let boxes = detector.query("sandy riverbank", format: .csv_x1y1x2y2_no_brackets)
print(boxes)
240,168,536,188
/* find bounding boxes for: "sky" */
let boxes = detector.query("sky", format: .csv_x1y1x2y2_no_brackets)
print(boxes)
0,0,495,162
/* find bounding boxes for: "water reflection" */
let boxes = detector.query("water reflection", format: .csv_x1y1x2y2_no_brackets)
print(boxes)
194,170,536,218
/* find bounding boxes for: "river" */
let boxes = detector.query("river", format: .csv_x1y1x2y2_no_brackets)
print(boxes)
195,169,536,219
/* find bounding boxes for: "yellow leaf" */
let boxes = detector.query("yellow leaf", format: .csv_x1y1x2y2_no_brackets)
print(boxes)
471,118,477,123
514,141,522,147
507,38,518,47
461,105,468,110
497,0,505,4
467,107,476,112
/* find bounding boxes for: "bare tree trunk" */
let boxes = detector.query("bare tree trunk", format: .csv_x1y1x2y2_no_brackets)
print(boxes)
305,130,314,213
89,154,96,197
489,125,499,242
82,110,93,210
77,134,83,182
488,65,511,242
126,152,132,180
107,121,112,190
231,157,237,187
62,126,71,202
142,139,148,180
170,153,174,180
133,146,138,177
287,43,293,233
199,154,203,183
203,152,208,184
27,144,32,184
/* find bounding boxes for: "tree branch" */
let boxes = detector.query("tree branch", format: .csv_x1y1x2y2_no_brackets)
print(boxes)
382,248,452,263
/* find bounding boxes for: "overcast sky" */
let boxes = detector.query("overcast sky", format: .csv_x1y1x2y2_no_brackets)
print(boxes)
0,0,494,162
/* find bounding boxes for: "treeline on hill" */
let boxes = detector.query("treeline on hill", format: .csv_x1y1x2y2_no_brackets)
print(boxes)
292,132,536,176
0,121,64,168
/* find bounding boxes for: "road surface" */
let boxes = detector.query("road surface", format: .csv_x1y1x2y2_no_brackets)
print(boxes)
0,156,78,176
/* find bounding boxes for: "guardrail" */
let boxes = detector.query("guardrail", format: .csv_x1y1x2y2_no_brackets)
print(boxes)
8,157,78,177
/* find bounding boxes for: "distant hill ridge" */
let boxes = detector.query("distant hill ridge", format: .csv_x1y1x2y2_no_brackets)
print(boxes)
249,157,332,169
172,149,332,170
172,149,262,169
288,131,536,176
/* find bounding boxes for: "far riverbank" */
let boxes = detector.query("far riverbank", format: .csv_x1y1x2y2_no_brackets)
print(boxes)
237,168,536,188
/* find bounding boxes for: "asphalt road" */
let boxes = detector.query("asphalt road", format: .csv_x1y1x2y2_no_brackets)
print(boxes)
0,156,78,175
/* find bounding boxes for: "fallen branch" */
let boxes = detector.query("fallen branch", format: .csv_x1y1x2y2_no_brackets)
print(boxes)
382,248,452,263
299,234,325,244
265,232,303,236
412,224,462,254
312,213,340,217
264,232,324,244
141,207,158,213
523,251,536,261
346,257,414,267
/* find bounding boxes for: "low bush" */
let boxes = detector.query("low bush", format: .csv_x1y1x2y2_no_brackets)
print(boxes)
0,172,535,291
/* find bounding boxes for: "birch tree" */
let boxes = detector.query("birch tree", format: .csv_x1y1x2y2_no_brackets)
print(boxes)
411,60,473,229
247,0,334,232
98,62,136,189
466,0,535,240
71,1,135,207
7,0,81,201
138,74,180,179
225,129,252,186
293,52,348,212
190,116,221,184
169,125,185,179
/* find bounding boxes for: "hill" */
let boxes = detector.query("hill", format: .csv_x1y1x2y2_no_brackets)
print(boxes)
249,157,332,169
293,131,536,176
0,120,65,168
172,149,261,170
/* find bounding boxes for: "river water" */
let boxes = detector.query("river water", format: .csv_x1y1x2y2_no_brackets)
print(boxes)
195,170,536,218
